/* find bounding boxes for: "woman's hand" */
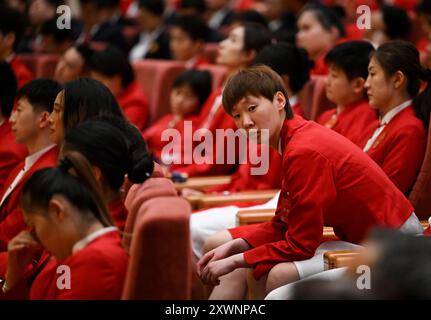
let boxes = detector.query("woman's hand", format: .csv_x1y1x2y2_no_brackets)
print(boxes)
196,238,251,278
201,253,247,286
6,231,42,289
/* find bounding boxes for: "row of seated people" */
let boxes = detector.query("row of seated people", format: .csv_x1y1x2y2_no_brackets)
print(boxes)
1,17,431,301
0,68,195,299
0,45,430,300
185,40,431,299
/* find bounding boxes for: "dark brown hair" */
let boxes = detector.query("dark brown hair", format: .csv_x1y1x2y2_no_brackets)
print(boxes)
21,151,113,227
222,65,293,118
371,40,431,128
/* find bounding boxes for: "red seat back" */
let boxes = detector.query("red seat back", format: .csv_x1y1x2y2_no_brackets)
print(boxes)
122,197,192,299
409,114,431,220
202,43,219,64
17,54,60,78
123,177,177,250
198,64,228,91
133,59,186,125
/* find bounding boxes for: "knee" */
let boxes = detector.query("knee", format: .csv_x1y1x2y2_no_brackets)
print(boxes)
202,230,232,254
266,263,299,295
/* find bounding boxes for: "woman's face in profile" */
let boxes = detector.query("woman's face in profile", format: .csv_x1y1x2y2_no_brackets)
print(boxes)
49,91,65,144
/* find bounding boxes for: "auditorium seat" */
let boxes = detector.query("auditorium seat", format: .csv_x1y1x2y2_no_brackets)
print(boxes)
197,64,228,90
408,114,431,220
299,75,335,121
123,177,178,250
132,59,186,125
202,43,219,64
17,54,60,79
122,197,192,299
310,75,336,120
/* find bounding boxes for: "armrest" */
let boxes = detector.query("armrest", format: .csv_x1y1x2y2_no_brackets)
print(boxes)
323,250,362,270
236,209,338,240
236,208,276,225
174,175,232,191
196,189,279,210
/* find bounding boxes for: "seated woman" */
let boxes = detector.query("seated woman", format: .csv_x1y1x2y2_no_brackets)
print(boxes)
61,119,154,232
49,77,124,145
317,40,378,148
3,150,128,299
89,46,151,131
143,69,212,166
296,3,345,76
364,5,412,48
363,40,429,195
169,14,210,68
185,42,312,195
54,44,94,84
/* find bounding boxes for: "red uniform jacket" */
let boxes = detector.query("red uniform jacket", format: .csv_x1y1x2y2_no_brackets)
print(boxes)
204,145,282,193
0,146,58,251
365,106,426,195
310,52,329,76
10,56,34,89
317,99,378,148
110,198,128,233
0,120,27,192
143,113,200,163
0,200,128,295
230,116,413,279
169,88,238,177
188,56,209,69
117,81,150,131
291,101,303,118
424,226,431,236
29,231,128,299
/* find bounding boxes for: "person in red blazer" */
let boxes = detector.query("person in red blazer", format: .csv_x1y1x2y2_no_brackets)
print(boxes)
0,6,34,89
8,57,34,90
296,4,345,77
169,14,210,69
143,69,212,165
317,41,378,148
89,46,150,131
196,66,422,300
61,119,155,232
0,79,62,252
169,23,272,178
0,62,27,193
0,119,154,295
2,152,128,300
363,41,429,195
183,43,311,197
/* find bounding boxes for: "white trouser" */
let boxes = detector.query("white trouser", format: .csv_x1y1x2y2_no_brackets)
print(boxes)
292,211,422,280
265,267,348,300
190,192,281,258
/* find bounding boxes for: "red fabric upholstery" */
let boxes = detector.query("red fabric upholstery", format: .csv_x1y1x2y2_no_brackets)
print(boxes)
197,64,227,91
408,115,431,220
123,177,177,250
299,75,335,121
17,54,60,78
122,197,192,299
132,59,186,124
202,43,219,64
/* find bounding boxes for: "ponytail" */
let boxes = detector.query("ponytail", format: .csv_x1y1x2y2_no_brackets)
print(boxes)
61,152,114,227
21,152,114,227
413,67,431,129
